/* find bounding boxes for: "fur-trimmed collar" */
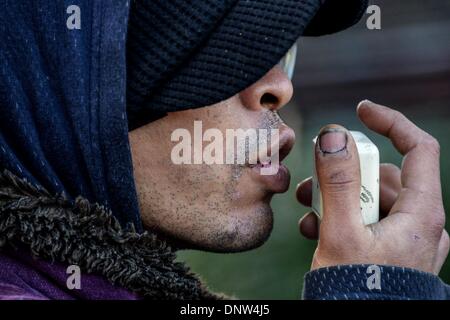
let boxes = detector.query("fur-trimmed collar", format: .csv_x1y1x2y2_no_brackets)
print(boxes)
0,169,220,299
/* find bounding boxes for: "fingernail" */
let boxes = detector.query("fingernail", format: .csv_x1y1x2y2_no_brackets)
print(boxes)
318,128,347,154
358,99,375,110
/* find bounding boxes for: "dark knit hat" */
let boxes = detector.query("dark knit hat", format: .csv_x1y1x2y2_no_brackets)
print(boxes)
126,0,369,130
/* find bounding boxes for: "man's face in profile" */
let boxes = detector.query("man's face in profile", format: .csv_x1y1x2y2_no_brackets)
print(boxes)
129,66,295,252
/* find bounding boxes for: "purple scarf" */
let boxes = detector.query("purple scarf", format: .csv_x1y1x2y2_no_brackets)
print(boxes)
0,248,140,300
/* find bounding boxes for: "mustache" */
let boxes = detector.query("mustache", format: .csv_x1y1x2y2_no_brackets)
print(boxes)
259,110,284,130
240,111,285,165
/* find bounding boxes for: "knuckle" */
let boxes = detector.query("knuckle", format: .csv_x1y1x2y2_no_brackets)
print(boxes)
322,170,359,192
429,212,446,234
420,135,440,156
390,110,406,129
392,110,404,122
381,163,400,175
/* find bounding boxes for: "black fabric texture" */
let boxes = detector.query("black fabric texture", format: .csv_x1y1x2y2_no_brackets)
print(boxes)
126,0,369,129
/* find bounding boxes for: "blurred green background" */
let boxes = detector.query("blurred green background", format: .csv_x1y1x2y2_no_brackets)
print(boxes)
177,1,450,299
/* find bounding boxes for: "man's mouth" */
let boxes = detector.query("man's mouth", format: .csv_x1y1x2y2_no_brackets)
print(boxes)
248,125,295,193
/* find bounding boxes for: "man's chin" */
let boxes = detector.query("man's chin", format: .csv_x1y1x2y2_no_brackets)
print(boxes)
183,205,274,253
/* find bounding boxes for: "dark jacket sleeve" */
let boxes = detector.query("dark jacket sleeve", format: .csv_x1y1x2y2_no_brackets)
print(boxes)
302,264,450,300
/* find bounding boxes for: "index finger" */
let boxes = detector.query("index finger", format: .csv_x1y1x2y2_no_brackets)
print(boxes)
357,100,441,197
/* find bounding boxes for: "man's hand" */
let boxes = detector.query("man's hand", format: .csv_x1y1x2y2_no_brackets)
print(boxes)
296,100,449,275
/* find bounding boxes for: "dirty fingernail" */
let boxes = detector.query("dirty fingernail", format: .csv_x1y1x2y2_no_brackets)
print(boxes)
318,128,347,154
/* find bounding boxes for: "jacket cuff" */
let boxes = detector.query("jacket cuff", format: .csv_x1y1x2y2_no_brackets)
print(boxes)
302,264,449,300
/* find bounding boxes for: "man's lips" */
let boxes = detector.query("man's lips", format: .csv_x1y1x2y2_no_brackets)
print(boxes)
248,125,295,193
252,163,291,193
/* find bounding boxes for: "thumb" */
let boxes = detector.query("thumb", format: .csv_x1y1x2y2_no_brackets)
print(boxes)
315,125,363,231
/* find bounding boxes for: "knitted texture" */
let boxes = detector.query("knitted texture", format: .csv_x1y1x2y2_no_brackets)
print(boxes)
303,264,450,300
126,0,369,129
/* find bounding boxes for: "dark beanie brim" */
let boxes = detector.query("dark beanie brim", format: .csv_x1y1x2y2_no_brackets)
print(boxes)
126,0,368,130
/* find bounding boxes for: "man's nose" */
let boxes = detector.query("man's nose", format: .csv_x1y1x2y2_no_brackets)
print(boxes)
239,66,294,112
